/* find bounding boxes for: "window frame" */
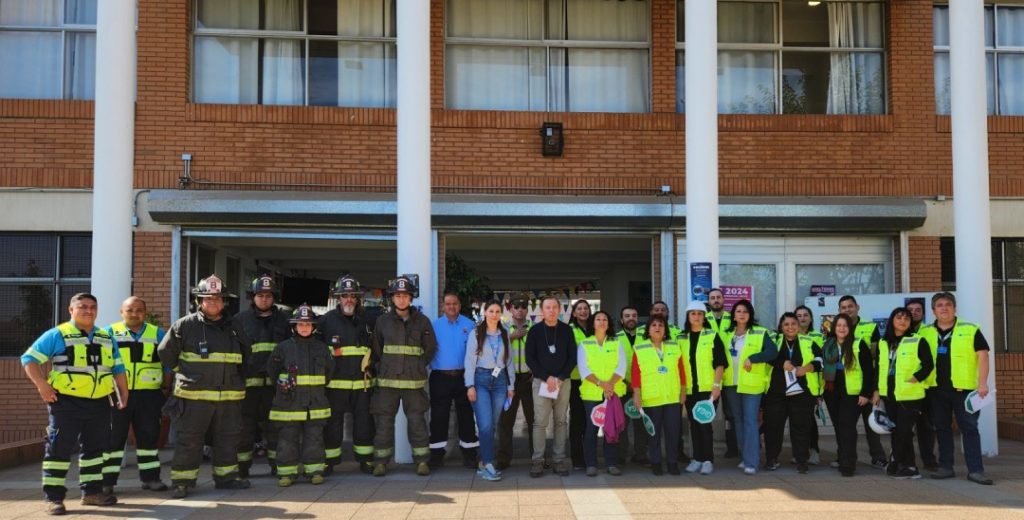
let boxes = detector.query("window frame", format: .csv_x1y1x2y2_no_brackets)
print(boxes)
0,0,97,100
443,0,654,112
190,0,398,107
675,0,888,115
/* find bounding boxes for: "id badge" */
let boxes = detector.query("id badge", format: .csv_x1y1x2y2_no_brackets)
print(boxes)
198,341,209,359
492,366,502,378
548,344,556,354
836,361,844,370
937,346,949,355
729,348,738,357
658,365,668,374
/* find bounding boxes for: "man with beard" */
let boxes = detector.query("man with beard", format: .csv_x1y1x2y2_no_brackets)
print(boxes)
617,306,648,466
705,288,738,458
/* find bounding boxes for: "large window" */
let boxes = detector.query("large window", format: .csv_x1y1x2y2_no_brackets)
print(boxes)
676,0,886,114
934,5,1024,115
0,234,91,357
192,0,396,107
942,238,1024,352
0,0,96,100
445,0,651,113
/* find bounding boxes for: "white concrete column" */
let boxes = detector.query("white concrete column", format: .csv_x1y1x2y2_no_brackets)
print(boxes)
949,1,998,455
90,0,136,325
395,0,433,464
684,0,719,297
660,231,676,314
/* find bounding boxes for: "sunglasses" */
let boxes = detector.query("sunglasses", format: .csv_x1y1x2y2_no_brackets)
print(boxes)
512,304,527,309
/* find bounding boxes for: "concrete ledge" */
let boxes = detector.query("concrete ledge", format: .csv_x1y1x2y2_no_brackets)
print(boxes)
0,439,44,470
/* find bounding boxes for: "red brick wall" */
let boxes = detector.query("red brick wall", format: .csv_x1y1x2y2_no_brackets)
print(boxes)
0,359,48,445
909,236,943,292
997,354,1024,420
133,232,173,328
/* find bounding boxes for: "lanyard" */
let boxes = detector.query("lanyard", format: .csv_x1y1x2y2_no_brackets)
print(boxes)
487,334,502,367
785,338,797,360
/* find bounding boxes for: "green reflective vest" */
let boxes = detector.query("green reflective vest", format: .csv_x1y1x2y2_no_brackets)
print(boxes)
579,336,626,402
918,319,981,390
680,329,718,394
110,321,163,390
570,322,587,380
837,339,866,396
796,335,824,397
508,319,531,374
720,325,769,389
633,339,682,407
732,327,771,395
48,322,116,399
878,336,928,401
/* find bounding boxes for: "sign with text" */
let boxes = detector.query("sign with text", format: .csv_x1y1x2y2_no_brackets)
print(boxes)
689,262,713,302
720,285,753,309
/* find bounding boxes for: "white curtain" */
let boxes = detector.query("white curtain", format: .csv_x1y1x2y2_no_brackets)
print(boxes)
262,0,303,105
338,0,387,37
196,0,258,29
566,48,648,112
65,32,95,99
446,46,533,110
934,52,951,115
566,0,646,42
826,3,884,114
998,54,1024,115
718,51,774,114
447,0,539,39
718,2,773,44
194,36,258,103
336,0,395,107
0,0,61,98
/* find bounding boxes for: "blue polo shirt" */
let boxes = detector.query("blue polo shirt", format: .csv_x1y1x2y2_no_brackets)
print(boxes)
431,314,476,370
22,323,127,376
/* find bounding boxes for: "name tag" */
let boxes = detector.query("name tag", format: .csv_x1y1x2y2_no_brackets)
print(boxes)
548,344,556,354
937,346,949,355
492,366,502,378
729,348,738,357
658,366,668,374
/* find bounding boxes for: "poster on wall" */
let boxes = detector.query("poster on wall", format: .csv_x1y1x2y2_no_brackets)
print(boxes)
810,285,836,297
720,285,753,309
689,262,712,302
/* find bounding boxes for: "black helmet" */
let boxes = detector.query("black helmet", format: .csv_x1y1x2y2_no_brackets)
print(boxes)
332,275,362,296
193,275,237,298
249,275,277,295
388,274,419,298
289,303,318,324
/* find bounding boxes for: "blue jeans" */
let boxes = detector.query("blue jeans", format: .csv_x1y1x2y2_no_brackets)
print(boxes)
931,388,984,474
721,387,742,451
471,368,508,466
739,392,763,470
583,400,620,468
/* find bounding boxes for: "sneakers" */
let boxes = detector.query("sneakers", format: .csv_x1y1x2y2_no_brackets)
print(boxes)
529,460,545,478
684,460,702,473
372,464,387,477
829,461,840,469
554,461,570,476
809,449,821,465
892,467,922,480
931,467,956,479
171,485,188,499
585,466,598,477
886,462,900,477
141,480,168,491
44,500,66,516
214,479,251,490
310,474,325,485
81,493,117,506
278,476,294,487
764,461,780,471
607,466,622,476
870,459,888,470
744,466,757,475
700,461,714,475
737,462,746,469
968,472,993,485
416,462,431,476
476,465,501,482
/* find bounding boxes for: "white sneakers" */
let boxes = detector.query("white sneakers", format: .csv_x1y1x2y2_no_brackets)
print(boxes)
743,466,757,475
700,461,714,475
685,460,702,473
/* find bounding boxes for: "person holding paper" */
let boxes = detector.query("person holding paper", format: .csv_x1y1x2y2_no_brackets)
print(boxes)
524,295,577,477
578,311,627,477
873,307,933,480
679,301,727,475
917,292,992,485
464,300,515,482
821,314,876,477
764,312,822,475
630,315,686,476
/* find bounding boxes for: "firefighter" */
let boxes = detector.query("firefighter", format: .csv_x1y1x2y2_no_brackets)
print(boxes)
267,304,334,486
319,275,376,474
235,275,290,477
103,296,171,496
159,275,252,499
369,275,437,477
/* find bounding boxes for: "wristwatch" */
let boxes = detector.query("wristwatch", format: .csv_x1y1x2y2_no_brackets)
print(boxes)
712,383,721,389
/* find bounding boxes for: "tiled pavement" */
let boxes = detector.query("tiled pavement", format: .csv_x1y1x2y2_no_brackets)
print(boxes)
2,436,1023,520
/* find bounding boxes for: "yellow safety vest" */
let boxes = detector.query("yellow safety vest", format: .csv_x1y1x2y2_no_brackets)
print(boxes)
837,339,866,396
854,320,878,346
878,336,928,401
680,329,718,394
579,336,626,402
110,322,163,390
570,322,587,380
508,320,531,374
797,335,824,397
733,328,771,395
616,331,637,384
918,319,980,390
633,339,682,407
706,311,732,336
48,322,116,399
720,326,769,388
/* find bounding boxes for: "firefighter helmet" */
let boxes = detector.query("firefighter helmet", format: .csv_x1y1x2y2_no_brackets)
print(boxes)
193,275,237,298
249,275,277,295
332,275,362,296
289,303,318,324
388,274,419,298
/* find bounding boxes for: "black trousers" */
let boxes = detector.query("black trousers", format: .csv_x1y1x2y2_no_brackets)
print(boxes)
569,378,586,468
645,403,681,466
763,391,816,465
104,389,165,486
916,390,937,466
885,396,924,470
685,391,716,463
860,402,887,462
497,372,534,467
824,389,863,473
43,396,110,501
170,399,242,487
428,371,478,461
239,385,276,473
325,388,375,465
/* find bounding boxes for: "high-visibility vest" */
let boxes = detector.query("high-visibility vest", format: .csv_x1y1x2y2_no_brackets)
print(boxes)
508,320,531,373
878,336,928,401
110,322,163,390
796,335,824,397
633,339,682,407
836,339,866,396
720,325,769,388
706,311,732,336
48,322,116,399
918,319,981,390
680,329,718,394
570,322,587,380
733,327,771,395
579,336,626,402
855,320,878,346
616,330,637,383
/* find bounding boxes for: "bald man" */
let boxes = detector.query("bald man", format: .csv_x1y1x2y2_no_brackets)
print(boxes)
103,297,171,495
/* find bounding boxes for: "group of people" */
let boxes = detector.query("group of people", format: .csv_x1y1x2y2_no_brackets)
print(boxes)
21,279,995,516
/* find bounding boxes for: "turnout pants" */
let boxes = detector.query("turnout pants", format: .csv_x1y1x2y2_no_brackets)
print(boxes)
763,392,816,465
428,371,478,463
239,385,276,474
497,372,534,468
43,396,110,502
324,388,375,466
371,387,431,464
275,419,327,477
170,399,242,487
104,389,166,487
